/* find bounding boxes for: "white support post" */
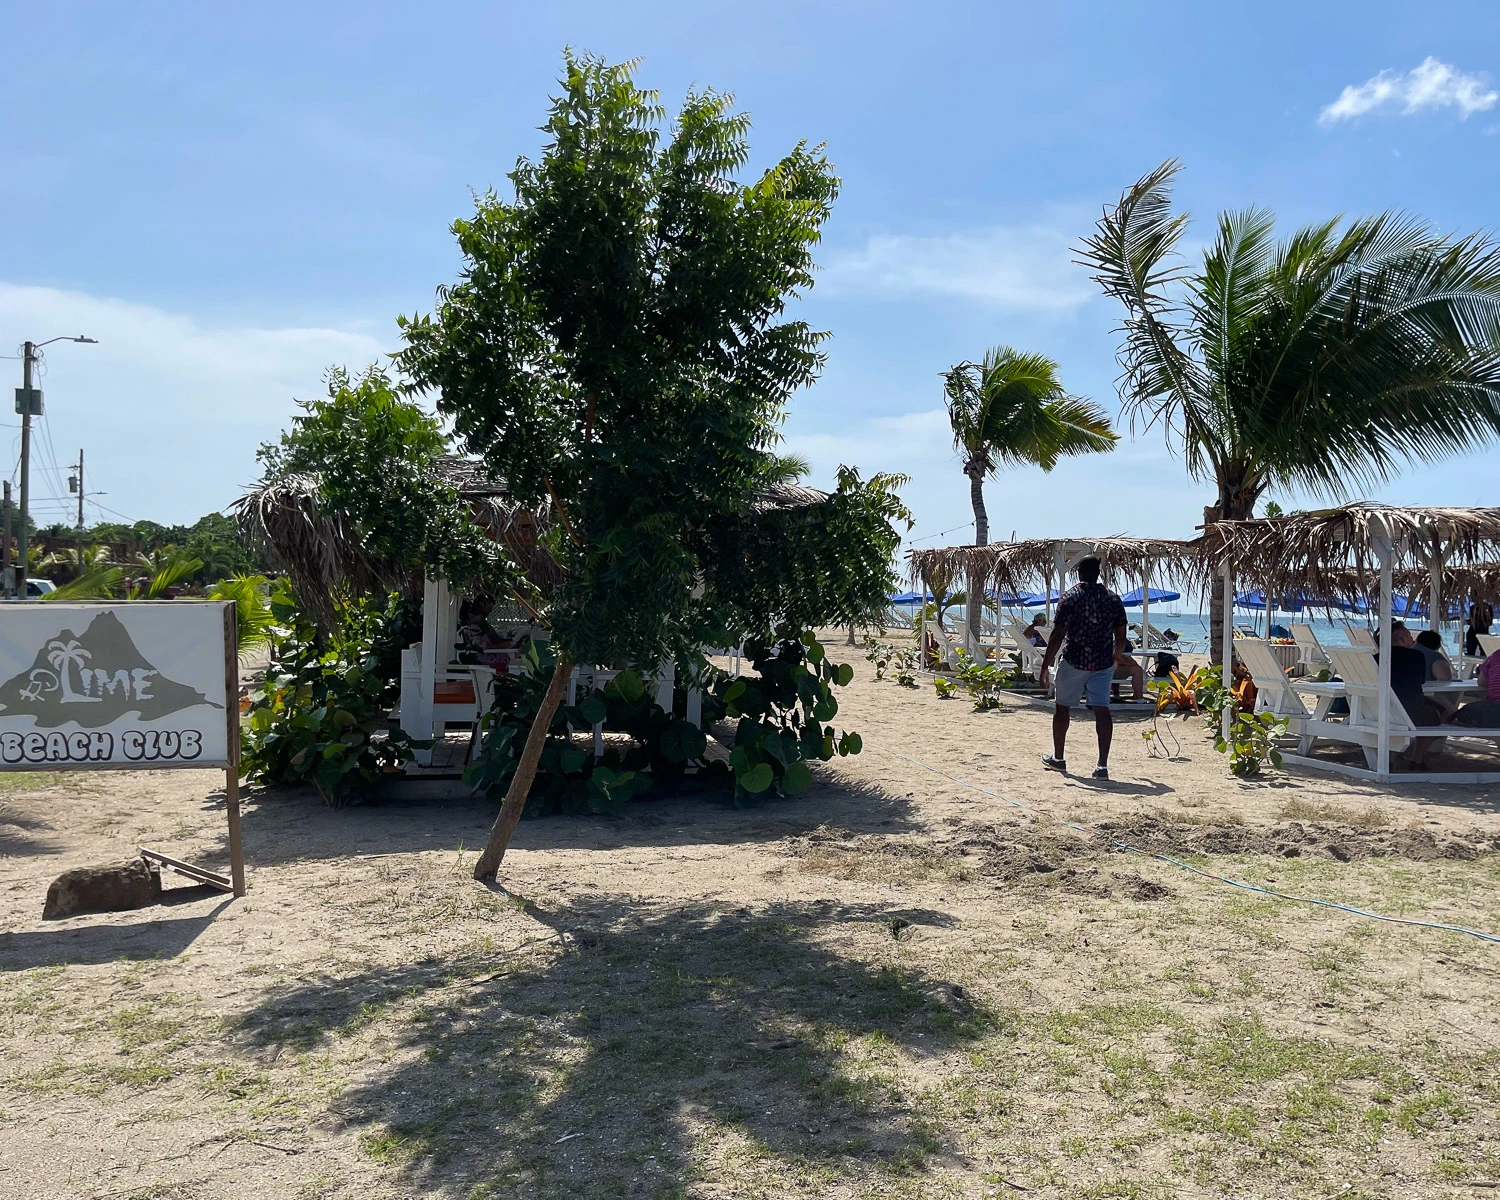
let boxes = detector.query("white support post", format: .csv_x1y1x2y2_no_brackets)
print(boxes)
1377,537,1395,780
1141,564,1152,648
1220,564,1234,745
415,572,440,766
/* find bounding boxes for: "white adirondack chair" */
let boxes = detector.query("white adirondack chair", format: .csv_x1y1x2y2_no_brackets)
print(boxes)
1289,623,1329,676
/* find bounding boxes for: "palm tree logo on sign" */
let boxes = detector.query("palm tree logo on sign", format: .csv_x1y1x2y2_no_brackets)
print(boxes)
0,611,220,728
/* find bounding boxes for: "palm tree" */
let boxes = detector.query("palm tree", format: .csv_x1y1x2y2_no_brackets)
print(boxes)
129,548,205,599
944,346,1117,639
1076,159,1500,661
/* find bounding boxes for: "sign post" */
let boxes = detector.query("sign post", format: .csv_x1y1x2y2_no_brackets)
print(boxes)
0,600,245,895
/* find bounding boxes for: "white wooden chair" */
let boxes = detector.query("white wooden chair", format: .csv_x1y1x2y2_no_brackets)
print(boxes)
1289,623,1329,676
1477,634,1500,658
1236,639,1321,754
1345,625,1376,648
1003,620,1047,676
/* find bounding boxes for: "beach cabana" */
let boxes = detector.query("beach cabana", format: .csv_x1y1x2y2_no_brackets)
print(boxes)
1199,504,1500,782
239,457,830,765
908,536,1199,667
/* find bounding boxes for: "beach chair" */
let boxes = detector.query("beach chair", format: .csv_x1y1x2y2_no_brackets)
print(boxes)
1130,620,1178,650
1234,639,1317,748
1289,623,1329,676
1345,625,1376,648
1003,620,1046,676
1477,634,1500,658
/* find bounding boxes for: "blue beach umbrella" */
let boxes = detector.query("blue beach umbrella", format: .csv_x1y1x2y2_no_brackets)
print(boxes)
888,591,930,605
1120,586,1181,608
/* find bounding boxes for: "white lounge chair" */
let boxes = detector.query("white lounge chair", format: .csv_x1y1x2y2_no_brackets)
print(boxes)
1477,634,1500,658
1003,620,1047,677
1345,625,1376,648
1289,623,1329,676
1237,639,1321,754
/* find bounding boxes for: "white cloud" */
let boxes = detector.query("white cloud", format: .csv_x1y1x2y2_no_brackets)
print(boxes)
818,224,1093,311
0,283,390,525
1319,57,1498,125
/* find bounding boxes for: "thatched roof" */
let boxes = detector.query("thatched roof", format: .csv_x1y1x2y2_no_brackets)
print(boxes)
1196,504,1500,599
909,535,1199,596
236,455,829,622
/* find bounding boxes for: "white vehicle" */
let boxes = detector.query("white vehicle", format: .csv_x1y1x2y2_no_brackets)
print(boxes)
24,579,56,599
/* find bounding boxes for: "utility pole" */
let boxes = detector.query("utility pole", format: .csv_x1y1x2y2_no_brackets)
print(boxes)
2,480,11,599
70,448,84,569
14,335,96,599
17,341,35,601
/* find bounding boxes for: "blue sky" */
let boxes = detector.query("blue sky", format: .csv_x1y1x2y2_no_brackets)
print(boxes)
3,1,1499,549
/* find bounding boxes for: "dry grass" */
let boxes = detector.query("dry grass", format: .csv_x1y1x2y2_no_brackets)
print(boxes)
1280,796,1394,828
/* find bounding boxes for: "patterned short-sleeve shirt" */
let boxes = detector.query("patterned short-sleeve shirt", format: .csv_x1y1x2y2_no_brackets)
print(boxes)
1054,582,1127,671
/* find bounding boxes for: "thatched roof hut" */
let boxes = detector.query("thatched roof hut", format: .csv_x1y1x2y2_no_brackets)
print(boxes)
235,455,829,623
908,535,1200,597
1195,504,1500,601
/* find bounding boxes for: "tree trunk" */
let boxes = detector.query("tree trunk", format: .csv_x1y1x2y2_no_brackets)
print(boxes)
966,463,988,644
472,653,573,881
1205,468,1259,667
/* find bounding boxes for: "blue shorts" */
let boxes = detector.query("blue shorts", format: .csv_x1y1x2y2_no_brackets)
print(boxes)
1054,660,1113,708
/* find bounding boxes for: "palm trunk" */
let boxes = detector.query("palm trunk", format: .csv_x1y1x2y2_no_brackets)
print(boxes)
472,653,573,881
1206,465,1259,667
966,463,988,644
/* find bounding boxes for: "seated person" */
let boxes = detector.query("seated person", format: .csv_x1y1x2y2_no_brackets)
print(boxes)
1024,613,1048,647
457,595,514,666
1377,623,1445,768
1414,629,1457,716
1451,644,1500,729
1159,627,1179,645
1112,638,1146,702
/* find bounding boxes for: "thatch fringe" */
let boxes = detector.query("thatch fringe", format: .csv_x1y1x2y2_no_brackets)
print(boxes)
1195,504,1500,602
908,536,1200,597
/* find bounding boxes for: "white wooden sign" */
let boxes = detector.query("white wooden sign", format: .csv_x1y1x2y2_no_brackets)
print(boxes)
0,601,235,770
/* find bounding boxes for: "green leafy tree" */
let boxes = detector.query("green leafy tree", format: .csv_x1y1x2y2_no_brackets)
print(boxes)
256,365,497,592
1077,159,1500,660
397,54,852,880
943,345,1116,640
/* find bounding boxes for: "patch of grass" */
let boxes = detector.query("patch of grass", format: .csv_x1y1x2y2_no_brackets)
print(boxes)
1279,797,1390,827
360,1123,436,1164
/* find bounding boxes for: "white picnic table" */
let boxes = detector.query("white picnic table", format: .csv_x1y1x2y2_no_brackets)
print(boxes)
1290,677,1485,719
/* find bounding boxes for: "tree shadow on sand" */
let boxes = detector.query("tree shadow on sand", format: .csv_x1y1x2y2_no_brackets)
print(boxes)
202,772,917,869
236,895,994,1196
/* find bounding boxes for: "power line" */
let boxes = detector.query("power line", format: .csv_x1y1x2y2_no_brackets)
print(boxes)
905,519,974,546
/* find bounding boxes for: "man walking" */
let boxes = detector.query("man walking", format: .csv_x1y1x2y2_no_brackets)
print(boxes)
1038,556,1127,780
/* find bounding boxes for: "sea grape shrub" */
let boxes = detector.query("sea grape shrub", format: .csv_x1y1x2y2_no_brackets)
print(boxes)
241,584,419,805
463,641,715,817
717,632,861,802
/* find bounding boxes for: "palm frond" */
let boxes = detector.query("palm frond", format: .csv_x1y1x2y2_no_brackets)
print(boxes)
41,566,124,601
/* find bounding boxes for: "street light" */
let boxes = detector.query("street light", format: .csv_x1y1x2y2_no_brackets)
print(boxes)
15,336,97,599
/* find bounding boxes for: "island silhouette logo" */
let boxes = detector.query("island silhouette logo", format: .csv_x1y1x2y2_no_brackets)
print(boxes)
0,610,221,729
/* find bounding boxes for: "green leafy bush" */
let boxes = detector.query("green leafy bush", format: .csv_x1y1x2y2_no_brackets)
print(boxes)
1215,711,1289,777
952,648,1011,711
241,584,420,805
462,642,711,816
933,675,959,699
716,633,860,802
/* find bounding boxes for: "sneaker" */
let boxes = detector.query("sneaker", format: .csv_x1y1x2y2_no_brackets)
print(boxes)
1091,765,1110,781
1042,754,1067,773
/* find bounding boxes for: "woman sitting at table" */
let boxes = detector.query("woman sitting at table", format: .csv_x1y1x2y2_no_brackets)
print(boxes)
1450,644,1500,729
1413,630,1457,716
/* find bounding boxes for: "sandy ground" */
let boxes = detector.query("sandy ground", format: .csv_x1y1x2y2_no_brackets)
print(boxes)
3,637,1500,1199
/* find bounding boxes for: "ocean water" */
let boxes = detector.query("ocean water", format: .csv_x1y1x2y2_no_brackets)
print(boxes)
898,606,1467,654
